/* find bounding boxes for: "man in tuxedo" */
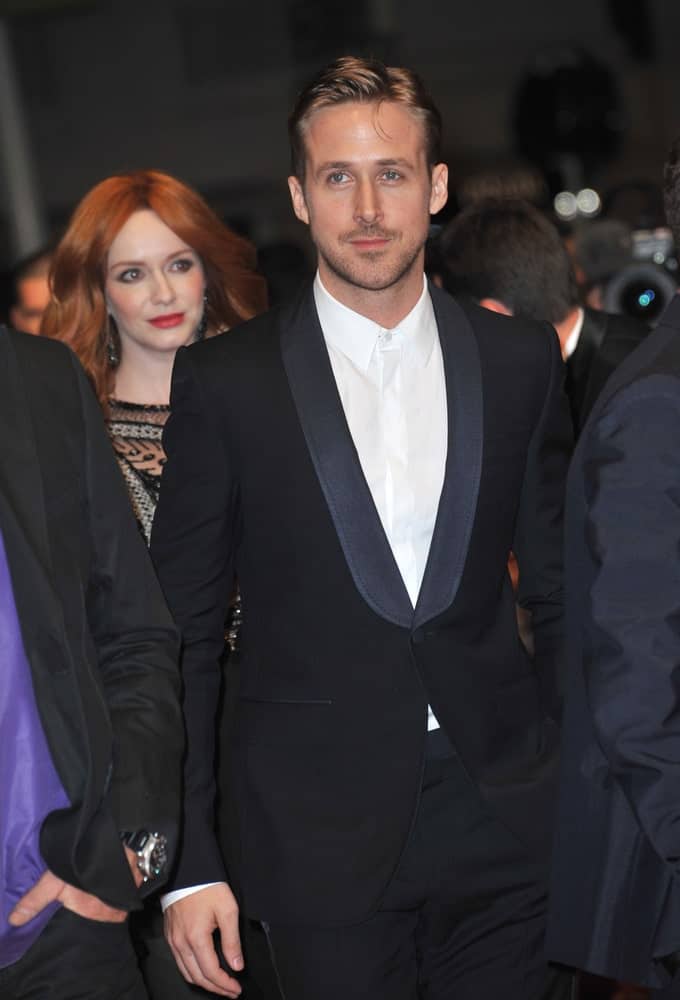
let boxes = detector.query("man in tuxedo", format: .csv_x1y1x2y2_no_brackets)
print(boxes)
151,56,573,1000
0,327,183,999
545,141,680,994
439,199,650,435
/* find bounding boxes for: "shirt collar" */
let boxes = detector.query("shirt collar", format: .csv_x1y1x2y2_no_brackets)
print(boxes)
562,306,585,359
313,272,437,374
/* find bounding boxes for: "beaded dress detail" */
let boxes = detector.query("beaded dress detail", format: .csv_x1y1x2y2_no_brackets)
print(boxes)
107,399,169,545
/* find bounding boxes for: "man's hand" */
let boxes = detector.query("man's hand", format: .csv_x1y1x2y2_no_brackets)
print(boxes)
9,870,127,925
9,845,142,927
164,883,244,998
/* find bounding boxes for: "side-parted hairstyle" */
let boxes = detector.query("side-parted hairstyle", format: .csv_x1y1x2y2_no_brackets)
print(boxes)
42,169,267,407
663,136,680,251
288,55,442,182
439,198,577,325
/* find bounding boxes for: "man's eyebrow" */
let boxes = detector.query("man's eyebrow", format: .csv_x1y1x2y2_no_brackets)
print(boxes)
315,160,352,175
314,157,414,176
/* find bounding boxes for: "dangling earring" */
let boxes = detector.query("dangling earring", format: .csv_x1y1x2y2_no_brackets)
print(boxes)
106,313,120,367
195,291,208,341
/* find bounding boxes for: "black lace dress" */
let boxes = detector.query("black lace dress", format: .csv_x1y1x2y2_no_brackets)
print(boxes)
107,399,241,651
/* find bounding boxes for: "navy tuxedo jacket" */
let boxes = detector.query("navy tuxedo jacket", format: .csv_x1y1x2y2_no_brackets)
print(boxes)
151,283,572,924
547,294,680,988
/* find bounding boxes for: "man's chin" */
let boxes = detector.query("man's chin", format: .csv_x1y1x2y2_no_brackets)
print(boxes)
322,258,420,295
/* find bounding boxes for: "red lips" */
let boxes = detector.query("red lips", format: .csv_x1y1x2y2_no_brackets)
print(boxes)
148,313,185,329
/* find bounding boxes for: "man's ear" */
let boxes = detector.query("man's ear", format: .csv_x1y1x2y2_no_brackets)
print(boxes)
429,163,448,215
288,176,310,225
479,297,513,316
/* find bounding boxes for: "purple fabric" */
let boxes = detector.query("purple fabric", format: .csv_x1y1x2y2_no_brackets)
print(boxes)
0,530,70,969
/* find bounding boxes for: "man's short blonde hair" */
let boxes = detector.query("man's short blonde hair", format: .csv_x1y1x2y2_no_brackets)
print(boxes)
288,55,442,182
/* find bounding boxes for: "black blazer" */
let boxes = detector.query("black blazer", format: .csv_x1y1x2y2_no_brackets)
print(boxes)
546,294,680,988
151,283,572,924
0,327,183,910
565,307,649,434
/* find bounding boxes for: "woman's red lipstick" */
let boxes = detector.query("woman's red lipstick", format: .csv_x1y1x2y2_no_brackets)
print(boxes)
149,313,185,329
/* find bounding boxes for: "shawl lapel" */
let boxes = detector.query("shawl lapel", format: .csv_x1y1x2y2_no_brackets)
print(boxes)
279,285,483,630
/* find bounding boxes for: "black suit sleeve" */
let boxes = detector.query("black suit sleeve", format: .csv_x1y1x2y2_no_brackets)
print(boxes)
71,353,183,859
513,326,573,718
583,375,680,870
150,346,237,889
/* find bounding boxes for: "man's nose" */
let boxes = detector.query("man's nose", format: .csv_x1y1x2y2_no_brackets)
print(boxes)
354,179,382,225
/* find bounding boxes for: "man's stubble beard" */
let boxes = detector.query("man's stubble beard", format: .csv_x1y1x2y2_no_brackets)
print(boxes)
314,229,427,294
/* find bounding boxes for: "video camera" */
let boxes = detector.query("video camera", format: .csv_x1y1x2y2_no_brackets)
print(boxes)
602,227,678,323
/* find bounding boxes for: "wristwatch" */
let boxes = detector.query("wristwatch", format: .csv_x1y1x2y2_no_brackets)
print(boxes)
120,830,168,883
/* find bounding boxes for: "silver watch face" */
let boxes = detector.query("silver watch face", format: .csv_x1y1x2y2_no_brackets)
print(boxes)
138,832,168,880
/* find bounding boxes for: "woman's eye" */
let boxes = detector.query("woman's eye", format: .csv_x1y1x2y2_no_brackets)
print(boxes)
171,258,194,272
118,268,141,283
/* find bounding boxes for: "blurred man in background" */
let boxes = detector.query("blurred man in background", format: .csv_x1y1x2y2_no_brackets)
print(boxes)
546,134,680,997
439,199,649,434
8,248,52,336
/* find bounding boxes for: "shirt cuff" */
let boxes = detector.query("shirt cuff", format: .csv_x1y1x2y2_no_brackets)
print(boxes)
160,882,226,912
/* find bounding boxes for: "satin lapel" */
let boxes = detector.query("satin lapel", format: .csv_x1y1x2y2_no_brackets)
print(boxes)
280,287,413,628
0,331,68,677
413,288,483,629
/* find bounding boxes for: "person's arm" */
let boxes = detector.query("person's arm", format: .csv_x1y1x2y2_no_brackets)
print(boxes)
13,350,182,923
582,377,680,870
513,326,573,718
72,352,183,860
150,346,243,997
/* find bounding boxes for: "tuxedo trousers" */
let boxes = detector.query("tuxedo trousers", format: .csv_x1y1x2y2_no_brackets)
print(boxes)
260,731,574,1000
0,907,148,1000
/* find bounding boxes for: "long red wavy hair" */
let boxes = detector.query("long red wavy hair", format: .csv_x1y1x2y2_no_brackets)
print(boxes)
42,169,267,407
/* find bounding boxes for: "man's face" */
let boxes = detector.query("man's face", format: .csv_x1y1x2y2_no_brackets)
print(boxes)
288,100,447,309
10,275,51,336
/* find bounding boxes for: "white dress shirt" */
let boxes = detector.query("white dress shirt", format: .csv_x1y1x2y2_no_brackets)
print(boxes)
163,272,447,910
314,272,447,730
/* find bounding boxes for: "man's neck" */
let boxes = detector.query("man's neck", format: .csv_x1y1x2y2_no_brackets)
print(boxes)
318,267,427,329
554,306,583,360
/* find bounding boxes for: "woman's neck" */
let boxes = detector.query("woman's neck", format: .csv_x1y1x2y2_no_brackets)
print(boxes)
113,349,176,405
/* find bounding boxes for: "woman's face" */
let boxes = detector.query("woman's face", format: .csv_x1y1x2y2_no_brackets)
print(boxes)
104,209,206,359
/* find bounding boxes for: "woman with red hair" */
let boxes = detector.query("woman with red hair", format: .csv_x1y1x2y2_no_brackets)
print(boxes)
43,170,269,999
43,168,267,543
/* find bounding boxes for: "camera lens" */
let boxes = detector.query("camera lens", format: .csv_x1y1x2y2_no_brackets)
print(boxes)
621,282,661,320
603,263,678,324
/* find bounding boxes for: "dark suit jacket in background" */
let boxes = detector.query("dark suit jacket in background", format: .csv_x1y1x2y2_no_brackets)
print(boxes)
0,326,183,911
150,283,572,926
565,307,650,434
547,294,680,989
